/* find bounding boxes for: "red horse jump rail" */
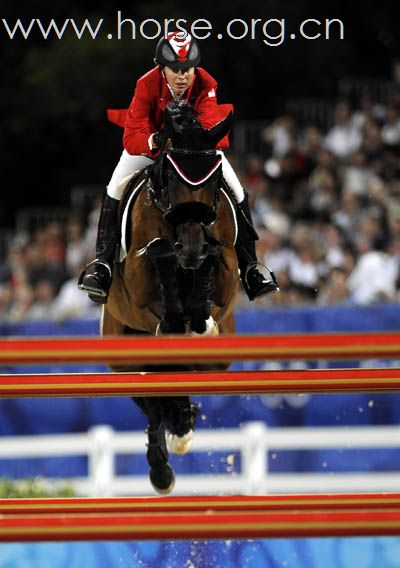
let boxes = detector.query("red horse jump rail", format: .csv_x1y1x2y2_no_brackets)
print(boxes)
1,493,400,515
1,506,400,541
1,331,400,365
1,367,400,398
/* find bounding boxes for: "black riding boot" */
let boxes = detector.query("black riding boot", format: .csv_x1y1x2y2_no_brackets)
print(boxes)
235,192,279,301
78,193,119,304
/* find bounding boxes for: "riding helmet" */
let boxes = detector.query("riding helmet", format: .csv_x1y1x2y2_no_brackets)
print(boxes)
154,31,201,69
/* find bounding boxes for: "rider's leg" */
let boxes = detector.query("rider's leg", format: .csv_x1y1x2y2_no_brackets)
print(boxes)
218,151,279,300
79,150,154,302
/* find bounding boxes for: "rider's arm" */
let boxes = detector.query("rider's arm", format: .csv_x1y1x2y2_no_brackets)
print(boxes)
123,79,156,156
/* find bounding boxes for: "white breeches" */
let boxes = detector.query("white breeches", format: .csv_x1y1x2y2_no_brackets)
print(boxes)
107,151,154,199
107,149,245,202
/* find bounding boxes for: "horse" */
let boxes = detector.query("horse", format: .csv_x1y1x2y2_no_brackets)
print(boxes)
101,101,239,493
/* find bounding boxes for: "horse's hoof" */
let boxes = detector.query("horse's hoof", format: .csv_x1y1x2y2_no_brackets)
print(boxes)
150,464,175,494
191,316,219,336
167,430,193,455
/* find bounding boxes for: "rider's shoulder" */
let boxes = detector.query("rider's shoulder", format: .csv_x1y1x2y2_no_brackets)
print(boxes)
195,67,218,89
136,66,162,87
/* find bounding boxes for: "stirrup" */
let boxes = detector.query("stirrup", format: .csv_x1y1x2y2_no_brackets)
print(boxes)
78,259,112,297
244,262,280,298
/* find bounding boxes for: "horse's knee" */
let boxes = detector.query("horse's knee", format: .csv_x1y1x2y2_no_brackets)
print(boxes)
146,238,185,332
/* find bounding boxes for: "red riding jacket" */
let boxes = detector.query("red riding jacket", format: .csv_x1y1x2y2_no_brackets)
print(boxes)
107,67,233,157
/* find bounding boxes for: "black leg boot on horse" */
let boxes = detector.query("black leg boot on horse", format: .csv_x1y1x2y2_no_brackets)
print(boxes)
78,193,120,304
146,239,185,334
134,397,175,494
235,191,280,300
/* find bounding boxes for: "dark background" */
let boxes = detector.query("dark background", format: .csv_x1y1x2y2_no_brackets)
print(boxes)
0,0,398,227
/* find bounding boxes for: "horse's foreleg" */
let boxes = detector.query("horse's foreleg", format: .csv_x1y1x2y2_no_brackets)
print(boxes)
133,396,175,494
146,238,185,334
160,397,199,455
184,254,217,334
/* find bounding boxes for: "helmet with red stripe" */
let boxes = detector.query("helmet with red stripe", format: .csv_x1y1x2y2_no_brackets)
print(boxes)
154,31,201,70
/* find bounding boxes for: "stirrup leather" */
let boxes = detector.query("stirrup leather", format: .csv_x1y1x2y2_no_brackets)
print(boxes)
85,258,112,277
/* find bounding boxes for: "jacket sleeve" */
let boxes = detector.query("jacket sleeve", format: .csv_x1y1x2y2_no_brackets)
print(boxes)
122,79,154,156
196,89,233,150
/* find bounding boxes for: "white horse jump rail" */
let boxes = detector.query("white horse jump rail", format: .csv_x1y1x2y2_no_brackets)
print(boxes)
2,423,400,497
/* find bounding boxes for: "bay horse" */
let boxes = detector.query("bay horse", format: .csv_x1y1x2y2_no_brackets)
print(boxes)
101,101,239,493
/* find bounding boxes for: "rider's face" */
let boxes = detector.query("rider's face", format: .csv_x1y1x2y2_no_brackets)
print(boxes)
163,66,195,97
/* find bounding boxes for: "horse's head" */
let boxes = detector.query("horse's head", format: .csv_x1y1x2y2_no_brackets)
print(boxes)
154,101,232,269
173,221,210,270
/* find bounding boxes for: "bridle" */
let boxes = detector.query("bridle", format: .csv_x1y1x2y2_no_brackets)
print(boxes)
146,147,222,229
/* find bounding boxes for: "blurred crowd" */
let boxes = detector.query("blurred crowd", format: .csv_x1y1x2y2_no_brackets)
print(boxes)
0,209,102,322
1,70,400,321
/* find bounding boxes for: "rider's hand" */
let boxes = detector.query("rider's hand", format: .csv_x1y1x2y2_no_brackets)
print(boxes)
164,108,183,135
167,105,184,122
151,129,167,151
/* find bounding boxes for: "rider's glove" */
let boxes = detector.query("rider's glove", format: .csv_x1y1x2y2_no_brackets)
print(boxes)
164,105,185,135
150,129,167,152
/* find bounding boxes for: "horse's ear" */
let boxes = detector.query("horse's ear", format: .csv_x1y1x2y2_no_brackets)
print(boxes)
207,112,234,147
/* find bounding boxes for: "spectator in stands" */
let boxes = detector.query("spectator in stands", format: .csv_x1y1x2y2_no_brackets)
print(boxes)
65,215,88,276
262,115,297,159
324,100,362,159
257,227,291,276
331,192,363,242
0,283,13,320
25,279,57,320
318,224,346,274
307,168,337,219
5,283,34,321
362,119,385,162
23,241,67,294
243,154,266,192
260,198,291,239
317,267,351,305
381,104,400,148
286,224,321,294
342,150,373,197
52,265,100,322
347,240,399,304
301,125,323,167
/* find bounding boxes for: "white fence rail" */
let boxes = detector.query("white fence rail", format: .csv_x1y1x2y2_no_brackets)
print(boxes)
1,422,400,496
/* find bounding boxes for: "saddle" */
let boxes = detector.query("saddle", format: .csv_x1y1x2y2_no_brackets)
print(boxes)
118,169,147,262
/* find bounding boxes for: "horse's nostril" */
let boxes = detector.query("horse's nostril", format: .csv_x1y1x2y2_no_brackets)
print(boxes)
201,243,209,255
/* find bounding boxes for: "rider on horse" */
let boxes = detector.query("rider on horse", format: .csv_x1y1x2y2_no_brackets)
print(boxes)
79,31,279,303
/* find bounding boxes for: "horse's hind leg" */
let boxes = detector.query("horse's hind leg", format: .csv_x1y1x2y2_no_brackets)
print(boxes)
147,238,185,334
